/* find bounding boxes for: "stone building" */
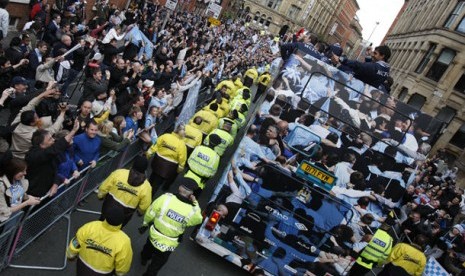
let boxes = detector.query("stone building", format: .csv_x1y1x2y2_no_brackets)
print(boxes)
238,0,362,53
383,0,465,177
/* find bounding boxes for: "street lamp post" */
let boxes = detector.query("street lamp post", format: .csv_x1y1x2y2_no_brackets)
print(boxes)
357,21,380,61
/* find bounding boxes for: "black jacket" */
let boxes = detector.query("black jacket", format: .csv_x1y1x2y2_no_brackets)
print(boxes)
26,137,69,197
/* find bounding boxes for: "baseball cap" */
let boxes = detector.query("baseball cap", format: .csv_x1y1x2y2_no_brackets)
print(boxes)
143,79,154,88
11,76,28,86
91,101,104,116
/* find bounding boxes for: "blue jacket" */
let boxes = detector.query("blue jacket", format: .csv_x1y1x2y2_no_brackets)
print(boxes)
73,133,101,167
57,150,78,182
342,59,390,92
123,116,138,134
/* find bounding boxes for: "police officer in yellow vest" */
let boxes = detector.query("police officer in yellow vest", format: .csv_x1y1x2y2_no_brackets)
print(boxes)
244,67,258,88
184,134,221,195
218,110,239,138
253,72,272,103
204,123,234,157
184,117,204,157
232,87,252,107
98,155,152,226
349,221,394,275
147,124,187,194
139,178,202,276
67,205,133,276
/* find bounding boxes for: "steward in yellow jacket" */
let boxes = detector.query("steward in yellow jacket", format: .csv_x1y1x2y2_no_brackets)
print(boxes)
378,235,427,276
253,71,272,103
139,178,202,275
98,156,152,226
188,104,219,136
215,79,236,98
244,67,258,87
184,120,204,156
67,205,132,276
147,124,187,193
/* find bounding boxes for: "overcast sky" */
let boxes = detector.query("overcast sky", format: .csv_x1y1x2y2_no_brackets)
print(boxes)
356,0,404,46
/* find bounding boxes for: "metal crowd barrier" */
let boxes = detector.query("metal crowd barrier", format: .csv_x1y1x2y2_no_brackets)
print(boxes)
1,81,213,272
0,212,24,271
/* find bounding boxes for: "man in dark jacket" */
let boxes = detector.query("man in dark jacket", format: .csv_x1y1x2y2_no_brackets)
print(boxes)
26,120,79,197
332,45,391,93
78,67,108,105
102,39,125,67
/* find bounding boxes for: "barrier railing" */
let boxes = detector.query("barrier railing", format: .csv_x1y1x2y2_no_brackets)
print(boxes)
1,81,213,272
0,212,23,271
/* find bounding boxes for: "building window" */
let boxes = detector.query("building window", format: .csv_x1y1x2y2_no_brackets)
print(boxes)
253,12,260,22
266,0,282,10
259,14,266,25
287,5,301,18
407,93,426,110
415,44,436,74
454,73,465,94
445,1,465,28
457,16,465,33
398,87,408,102
436,106,457,126
426,48,456,82
450,123,465,148
265,17,272,27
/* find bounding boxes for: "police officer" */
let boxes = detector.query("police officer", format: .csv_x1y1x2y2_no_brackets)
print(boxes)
215,79,236,98
231,87,251,109
147,124,187,194
253,71,271,103
139,178,203,276
218,110,239,138
378,234,427,276
98,155,152,226
67,205,133,276
349,221,394,276
243,67,258,88
204,123,234,157
184,134,222,195
184,116,204,157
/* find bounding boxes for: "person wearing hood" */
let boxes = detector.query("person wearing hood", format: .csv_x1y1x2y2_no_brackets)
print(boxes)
98,155,152,227
67,204,133,276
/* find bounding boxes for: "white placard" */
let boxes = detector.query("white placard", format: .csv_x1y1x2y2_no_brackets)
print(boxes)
165,0,178,11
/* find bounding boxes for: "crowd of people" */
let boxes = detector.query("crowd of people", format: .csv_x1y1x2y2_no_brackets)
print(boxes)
0,0,276,275
0,0,463,275
193,30,465,276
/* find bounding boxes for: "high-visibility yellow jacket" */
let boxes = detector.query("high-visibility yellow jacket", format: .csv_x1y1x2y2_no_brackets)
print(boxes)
386,243,426,276
184,124,203,150
233,78,243,93
147,133,187,172
232,88,252,105
217,99,230,118
142,193,202,252
235,111,246,127
244,68,258,84
215,80,236,97
189,109,218,135
356,228,393,269
187,145,220,179
204,129,234,156
218,117,238,138
67,221,132,276
230,97,250,117
98,169,152,213
204,103,225,118
258,73,272,86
